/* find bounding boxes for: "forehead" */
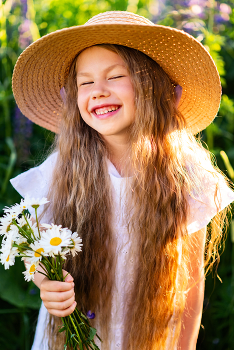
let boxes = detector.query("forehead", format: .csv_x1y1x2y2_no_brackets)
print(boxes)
76,46,126,73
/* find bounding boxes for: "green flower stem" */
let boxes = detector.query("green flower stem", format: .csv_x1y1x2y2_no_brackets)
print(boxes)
39,259,55,280
23,211,36,239
39,262,50,275
75,309,91,333
34,208,41,239
61,311,95,350
37,270,49,279
12,243,30,254
58,254,64,279
12,221,33,243
63,316,82,349
68,315,82,341
41,256,61,281
73,309,99,348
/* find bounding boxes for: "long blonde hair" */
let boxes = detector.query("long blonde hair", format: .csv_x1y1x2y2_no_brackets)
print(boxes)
46,44,230,349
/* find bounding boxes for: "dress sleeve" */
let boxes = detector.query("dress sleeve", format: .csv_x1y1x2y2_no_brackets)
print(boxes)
10,152,58,224
187,167,234,235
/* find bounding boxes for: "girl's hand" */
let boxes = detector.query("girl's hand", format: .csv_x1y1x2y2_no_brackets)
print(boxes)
40,270,76,317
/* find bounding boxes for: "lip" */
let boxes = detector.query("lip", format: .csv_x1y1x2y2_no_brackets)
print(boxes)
90,103,120,113
90,104,121,119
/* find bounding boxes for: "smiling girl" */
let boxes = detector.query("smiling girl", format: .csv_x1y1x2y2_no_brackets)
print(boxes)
10,11,234,350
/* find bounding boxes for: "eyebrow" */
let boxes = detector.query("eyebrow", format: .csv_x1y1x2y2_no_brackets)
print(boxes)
77,63,127,78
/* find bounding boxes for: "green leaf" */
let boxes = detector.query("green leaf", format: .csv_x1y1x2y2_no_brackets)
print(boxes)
88,327,97,341
58,326,67,333
0,259,41,309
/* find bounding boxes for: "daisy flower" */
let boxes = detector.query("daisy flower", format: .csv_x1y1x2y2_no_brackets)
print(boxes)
3,203,22,216
17,213,34,229
39,225,72,256
25,241,48,263
1,227,19,251
0,247,18,269
23,261,39,281
0,212,18,235
23,196,49,209
40,223,62,230
60,248,71,259
1,227,26,260
14,235,27,245
69,232,83,257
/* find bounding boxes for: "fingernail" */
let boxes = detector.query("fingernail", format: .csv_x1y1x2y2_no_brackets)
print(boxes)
65,275,73,282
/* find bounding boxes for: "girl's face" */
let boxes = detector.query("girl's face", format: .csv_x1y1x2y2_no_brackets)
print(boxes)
76,46,135,142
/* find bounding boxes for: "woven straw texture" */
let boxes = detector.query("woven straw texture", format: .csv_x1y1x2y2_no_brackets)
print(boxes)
12,11,221,134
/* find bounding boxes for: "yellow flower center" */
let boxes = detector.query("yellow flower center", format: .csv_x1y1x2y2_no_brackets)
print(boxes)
34,248,44,257
6,255,10,262
29,264,36,274
50,237,62,246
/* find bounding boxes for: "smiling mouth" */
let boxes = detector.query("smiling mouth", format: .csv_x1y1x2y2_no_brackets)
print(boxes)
92,105,120,116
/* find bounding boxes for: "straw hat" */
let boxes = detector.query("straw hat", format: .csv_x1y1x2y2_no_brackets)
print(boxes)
12,11,221,134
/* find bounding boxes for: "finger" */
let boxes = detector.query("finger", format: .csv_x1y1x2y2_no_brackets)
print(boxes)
44,294,75,311
41,288,75,303
62,270,74,282
46,301,77,318
41,280,74,292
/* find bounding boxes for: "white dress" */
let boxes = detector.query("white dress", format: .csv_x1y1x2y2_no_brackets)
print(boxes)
10,152,234,350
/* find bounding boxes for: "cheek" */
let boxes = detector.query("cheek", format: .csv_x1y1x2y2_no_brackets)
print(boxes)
124,87,135,113
121,82,135,105
77,92,87,116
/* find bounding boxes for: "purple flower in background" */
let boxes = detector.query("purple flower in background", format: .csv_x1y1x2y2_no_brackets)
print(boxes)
175,0,191,7
20,0,27,16
188,0,207,18
219,3,231,14
188,0,206,6
214,14,227,23
13,106,33,164
14,0,33,164
216,3,232,22
86,310,95,319
183,22,197,30
18,0,32,49
18,19,32,49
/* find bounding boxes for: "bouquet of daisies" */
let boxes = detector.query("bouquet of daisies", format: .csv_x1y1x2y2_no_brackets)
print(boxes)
0,197,101,350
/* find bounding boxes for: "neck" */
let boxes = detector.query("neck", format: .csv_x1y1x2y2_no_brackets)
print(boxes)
102,134,131,176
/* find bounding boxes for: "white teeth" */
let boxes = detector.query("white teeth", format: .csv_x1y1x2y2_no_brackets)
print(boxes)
94,106,119,115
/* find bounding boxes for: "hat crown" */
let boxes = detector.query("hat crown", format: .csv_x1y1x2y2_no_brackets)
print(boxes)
85,11,154,26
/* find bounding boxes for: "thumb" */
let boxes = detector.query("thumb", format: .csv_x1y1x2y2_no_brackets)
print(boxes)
62,269,74,282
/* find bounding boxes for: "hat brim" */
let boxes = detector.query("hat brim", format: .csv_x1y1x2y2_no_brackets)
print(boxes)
12,23,221,134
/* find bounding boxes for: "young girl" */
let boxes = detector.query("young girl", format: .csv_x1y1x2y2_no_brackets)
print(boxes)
10,11,234,350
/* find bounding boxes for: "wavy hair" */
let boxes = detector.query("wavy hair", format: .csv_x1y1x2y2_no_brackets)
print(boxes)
45,44,230,349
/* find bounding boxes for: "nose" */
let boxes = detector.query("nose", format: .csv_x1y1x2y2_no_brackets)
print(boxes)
91,81,110,100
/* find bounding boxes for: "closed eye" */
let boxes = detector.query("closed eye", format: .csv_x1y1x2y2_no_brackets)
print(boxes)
80,81,94,86
109,75,125,80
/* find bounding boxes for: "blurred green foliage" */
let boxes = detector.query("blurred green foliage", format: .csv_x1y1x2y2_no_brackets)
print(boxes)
0,0,234,349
